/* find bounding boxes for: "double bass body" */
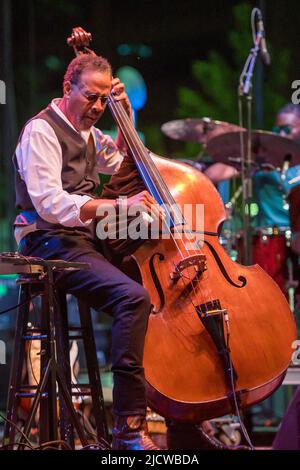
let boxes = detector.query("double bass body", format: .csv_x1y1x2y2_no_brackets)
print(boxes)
129,155,296,423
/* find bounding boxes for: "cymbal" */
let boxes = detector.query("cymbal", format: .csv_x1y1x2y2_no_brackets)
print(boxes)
206,130,300,168
161,118,243,144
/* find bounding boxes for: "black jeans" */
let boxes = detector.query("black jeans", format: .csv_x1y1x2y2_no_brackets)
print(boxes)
19,230,151,416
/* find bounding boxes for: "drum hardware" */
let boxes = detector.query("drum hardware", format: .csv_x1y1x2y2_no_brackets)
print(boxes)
223,184,243,261
287,185,300,256
206,131,300,169
281,155,292,182
161,117,244,146
286,256,298,313
288,174,300,186
237,23,259,265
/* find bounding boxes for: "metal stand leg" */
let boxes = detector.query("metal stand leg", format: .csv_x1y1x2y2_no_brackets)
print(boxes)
55,290,75,448
78,300,109,444
2,284,31,448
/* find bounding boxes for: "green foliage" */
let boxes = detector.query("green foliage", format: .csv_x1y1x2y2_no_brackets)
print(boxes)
142,123,166,155
176,3,291,157
228,3,253,68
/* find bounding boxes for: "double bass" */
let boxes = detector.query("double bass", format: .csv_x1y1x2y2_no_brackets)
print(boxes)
68,28,296,423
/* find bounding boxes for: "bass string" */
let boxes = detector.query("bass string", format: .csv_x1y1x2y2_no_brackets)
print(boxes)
108,98,186,258
110,97,215,306
109,99,182,221
109,96,215,306
111,99,209,266
110,98,203,262
112,99,215,305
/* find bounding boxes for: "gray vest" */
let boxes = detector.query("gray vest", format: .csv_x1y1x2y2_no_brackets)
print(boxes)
13,104,99,234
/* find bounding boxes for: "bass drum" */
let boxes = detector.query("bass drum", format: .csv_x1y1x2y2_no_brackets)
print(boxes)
252,228,289,294
236,228,290,295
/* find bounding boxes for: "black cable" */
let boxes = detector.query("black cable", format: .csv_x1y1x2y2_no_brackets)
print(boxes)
0,442,34,451
0,294,40,315
0,412,35,449
0,412,75,451
79,439,109,450
35,440,73,451
224,317,255,450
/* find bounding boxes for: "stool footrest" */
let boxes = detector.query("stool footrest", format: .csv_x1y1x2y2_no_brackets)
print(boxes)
68,335,84,340
17,392,48,398
22,334,47,340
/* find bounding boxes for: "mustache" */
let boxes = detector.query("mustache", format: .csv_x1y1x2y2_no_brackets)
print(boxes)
86,113,101,120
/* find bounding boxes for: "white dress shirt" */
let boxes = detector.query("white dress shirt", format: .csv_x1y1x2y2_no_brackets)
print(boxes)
15,98,124,243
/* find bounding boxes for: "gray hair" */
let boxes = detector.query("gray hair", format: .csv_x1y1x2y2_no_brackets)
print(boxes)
63,54,112,87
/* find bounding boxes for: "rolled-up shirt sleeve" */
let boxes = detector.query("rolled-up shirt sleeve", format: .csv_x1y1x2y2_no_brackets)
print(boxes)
16,119,93,227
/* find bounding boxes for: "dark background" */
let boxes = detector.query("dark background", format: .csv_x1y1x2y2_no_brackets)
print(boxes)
2,0,300,129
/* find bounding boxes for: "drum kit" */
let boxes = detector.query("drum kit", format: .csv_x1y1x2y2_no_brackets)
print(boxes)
161,117,300,309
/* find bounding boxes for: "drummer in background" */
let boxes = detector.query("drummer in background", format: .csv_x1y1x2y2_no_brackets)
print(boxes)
204,103,300,231
205,103,300,204
253,103,300,229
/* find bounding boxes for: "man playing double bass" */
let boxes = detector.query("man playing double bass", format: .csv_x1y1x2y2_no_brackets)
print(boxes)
13,52,164,450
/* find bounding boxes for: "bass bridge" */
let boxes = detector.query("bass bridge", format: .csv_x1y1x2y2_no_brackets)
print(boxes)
197,299,227,318
170,254,207,281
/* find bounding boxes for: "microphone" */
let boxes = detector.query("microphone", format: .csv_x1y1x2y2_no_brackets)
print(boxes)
256,10,271,66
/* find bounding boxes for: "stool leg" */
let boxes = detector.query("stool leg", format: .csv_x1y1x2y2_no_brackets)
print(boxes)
54,290,75,449
39,279,58,444
3,284,31,448
78,301,109,444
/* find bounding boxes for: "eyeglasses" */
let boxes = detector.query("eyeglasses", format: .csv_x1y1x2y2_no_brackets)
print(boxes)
73,83,109,105
272,125,292,135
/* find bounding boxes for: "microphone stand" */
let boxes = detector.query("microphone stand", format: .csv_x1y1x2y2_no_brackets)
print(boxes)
238,14,264,265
